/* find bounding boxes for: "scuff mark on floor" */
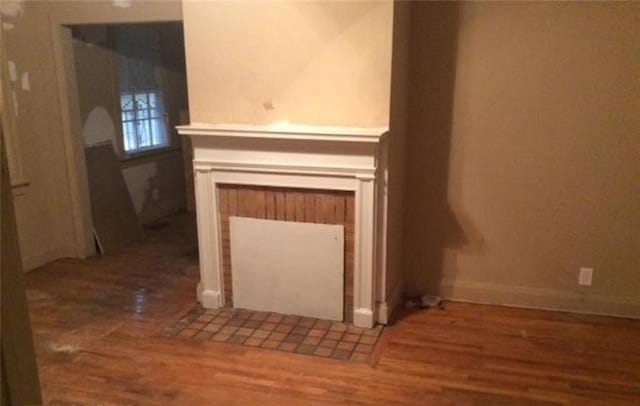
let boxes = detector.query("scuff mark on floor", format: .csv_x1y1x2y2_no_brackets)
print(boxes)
27,288,54,302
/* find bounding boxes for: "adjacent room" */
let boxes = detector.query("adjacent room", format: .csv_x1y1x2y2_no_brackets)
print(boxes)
72,22,191,253
2,1,639,405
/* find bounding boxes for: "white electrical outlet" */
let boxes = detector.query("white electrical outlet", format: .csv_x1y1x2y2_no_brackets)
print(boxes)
579,267,593,286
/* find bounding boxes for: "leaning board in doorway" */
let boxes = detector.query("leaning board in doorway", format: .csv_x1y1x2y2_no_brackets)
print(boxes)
85,142,144,253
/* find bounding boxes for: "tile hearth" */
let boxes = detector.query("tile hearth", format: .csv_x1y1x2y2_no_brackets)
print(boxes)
165,306,384,362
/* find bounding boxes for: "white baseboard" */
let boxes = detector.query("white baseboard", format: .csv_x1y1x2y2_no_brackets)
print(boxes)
377,280,403,324
440,278,640,319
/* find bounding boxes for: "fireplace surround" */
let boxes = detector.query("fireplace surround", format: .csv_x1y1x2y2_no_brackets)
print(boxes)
177,123,388,328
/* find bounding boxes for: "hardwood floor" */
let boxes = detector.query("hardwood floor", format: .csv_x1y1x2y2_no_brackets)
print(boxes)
25,213,640,405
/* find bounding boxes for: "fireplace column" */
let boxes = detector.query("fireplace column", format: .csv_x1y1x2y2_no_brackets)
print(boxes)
194,167,224,308
353,174,376,327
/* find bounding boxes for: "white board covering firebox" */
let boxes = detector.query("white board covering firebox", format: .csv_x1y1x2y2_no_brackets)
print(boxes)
229,217,344,321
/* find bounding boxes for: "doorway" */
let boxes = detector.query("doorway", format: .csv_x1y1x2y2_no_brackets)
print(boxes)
67,22,192,254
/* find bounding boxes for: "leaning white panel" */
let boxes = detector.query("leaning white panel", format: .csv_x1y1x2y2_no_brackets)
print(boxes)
230,217,344,321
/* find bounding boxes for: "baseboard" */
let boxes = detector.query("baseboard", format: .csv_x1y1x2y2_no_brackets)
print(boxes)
440,278,640,319
377,280,403,325
139,199,187,225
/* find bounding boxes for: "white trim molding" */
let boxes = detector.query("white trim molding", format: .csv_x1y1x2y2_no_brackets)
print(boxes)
178,123,389,327
177,122,388,144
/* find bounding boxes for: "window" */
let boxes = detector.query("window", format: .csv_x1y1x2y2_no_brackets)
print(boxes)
120,91,168,153
115,25,169,155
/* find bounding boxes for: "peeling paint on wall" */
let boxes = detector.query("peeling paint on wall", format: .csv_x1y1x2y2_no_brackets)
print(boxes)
0,0,25,18
11,90,19,116
83,107,117,146
21,72,30,91
2,22,15,31
8,60,17,82
113,0,132,9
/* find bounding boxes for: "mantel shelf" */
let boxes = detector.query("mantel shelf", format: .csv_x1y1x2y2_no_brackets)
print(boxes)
176,123,388,144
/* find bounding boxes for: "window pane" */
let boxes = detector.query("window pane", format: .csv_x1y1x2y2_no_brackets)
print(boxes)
123,121,137,152
137,120,151,147
148,92,158,108
121,94,134,111
122,111,135,122
135,93,148,110
150,118,167,146
149,108,162,118
136,109,149,120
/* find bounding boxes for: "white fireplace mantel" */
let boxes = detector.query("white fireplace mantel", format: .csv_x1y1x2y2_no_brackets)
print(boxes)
177,123,389,328
177,122,387,143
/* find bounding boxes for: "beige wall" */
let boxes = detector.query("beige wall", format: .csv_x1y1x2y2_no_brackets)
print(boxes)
405,2,640,317
384,1,410,304
182,0,393,127
1,0,181,270
72,27,120,148
6,0,636,318
3,0,77,270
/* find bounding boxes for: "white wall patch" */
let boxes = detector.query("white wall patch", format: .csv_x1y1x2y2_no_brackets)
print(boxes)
82,106,117,146
8,61,17,82
112,0,131,8
0,0,25,18
20,72,30,91
12,90,19,116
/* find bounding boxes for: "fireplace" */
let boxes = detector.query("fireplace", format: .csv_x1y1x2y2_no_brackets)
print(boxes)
177,123,388,328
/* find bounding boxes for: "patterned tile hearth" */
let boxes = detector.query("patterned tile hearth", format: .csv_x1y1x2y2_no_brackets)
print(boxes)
165,305,384,363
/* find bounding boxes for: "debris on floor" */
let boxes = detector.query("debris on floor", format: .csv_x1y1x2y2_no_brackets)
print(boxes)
405,295,445,310
47,342,80,354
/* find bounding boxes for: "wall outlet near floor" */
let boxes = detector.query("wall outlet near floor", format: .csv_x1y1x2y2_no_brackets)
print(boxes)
579,267,593,286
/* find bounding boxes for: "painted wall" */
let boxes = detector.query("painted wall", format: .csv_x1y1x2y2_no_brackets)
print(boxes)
383,1,410,309
405,2,640,317
1,0,181,270
182,1,393,127
72,23,187,225
2,0,76,271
